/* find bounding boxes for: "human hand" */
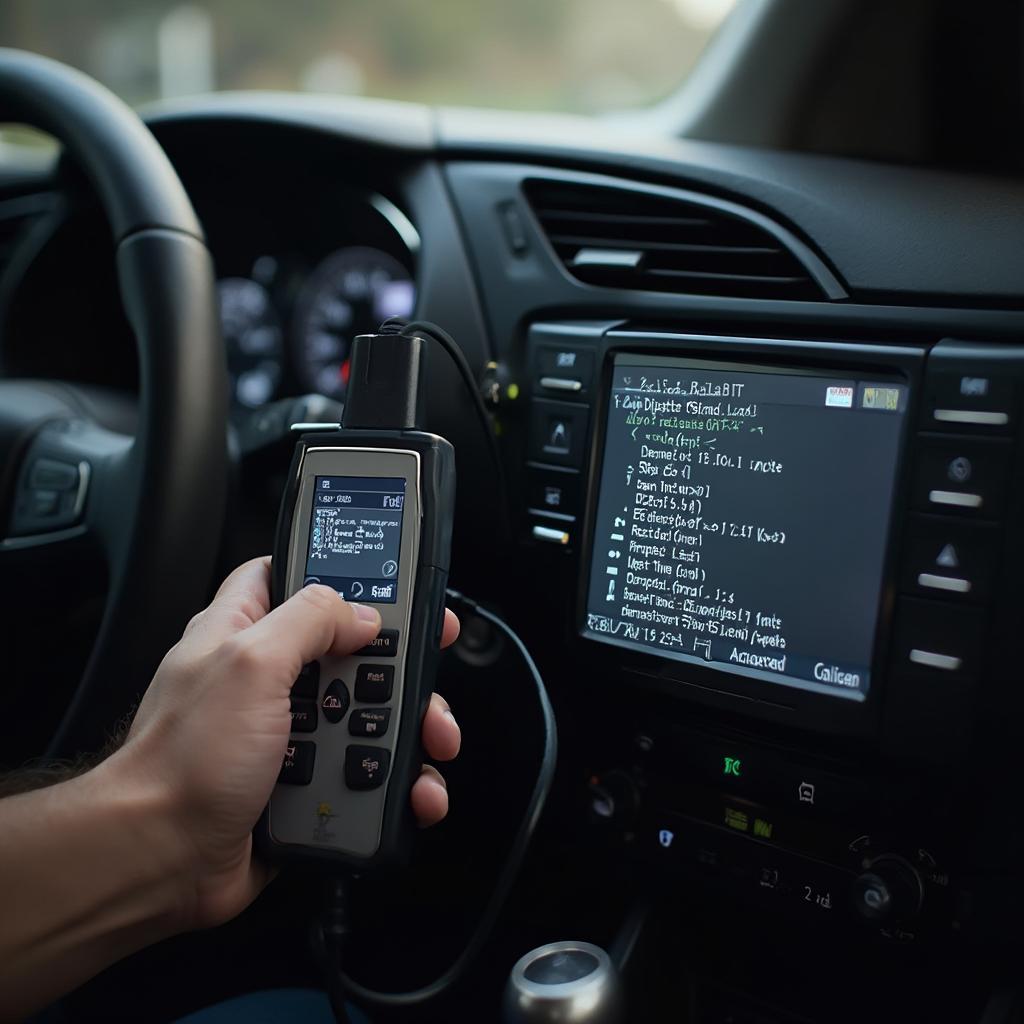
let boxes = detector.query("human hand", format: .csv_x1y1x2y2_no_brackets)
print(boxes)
112,556,461,930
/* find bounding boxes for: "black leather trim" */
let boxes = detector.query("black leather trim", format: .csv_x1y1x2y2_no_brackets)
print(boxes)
0,48,203,243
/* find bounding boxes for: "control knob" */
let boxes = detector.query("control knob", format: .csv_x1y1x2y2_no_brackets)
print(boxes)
852,855,924,926
586,770,639,828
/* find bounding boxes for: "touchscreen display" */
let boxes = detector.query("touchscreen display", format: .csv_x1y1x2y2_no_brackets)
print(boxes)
583,355,908,701
305,476,406,603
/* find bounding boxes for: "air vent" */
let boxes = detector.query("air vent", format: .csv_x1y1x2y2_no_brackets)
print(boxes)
525,179,827,301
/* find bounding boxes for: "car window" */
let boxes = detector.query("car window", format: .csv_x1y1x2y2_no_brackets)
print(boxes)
0,0,737,114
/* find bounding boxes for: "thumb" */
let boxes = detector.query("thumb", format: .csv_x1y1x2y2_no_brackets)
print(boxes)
233,584,382,689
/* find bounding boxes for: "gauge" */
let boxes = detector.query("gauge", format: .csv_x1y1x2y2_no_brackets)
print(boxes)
292,246,416,400
218,277,285,408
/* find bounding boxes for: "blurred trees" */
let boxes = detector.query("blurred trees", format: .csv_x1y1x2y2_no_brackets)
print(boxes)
0,0,732,112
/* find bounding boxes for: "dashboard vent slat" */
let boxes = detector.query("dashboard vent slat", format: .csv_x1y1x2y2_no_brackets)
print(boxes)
525,179,825,301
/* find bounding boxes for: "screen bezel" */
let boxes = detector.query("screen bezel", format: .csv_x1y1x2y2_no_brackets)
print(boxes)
575,332,924,739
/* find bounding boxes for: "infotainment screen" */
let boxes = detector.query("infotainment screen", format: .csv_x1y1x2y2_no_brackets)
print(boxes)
583,354,908,701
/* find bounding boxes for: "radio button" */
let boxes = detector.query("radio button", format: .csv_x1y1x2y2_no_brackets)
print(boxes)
675,735,764,798
912,437,1011,518
909,650,961,672
891,598,986,680
527,465,581,518
925,369,1015,435
528,400,590,468
531,524,571,545
539,376,583,394
900,517,999,603
766,763,869,818
537,345,594,390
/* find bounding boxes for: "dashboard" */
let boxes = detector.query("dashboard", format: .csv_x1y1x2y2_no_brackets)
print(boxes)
3,94,1024,1023
1,131,420,412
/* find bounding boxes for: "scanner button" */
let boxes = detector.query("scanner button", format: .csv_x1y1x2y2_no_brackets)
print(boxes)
345,745,391,790
279,740,315,785
355,664,395,703
321,679,350,724
355,629,398,658
292,661,320,700
289,698,318,733
349,707,391,737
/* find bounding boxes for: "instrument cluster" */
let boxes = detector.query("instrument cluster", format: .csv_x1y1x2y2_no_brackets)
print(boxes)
210,192,418,410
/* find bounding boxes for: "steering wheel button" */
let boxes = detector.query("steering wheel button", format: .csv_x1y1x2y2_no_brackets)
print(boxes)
29,489,60,517
28,458,80,491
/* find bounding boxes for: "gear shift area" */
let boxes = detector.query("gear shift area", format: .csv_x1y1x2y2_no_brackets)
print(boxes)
502,941,623,1024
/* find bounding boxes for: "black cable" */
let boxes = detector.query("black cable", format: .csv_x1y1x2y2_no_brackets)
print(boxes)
379,316,512,543
321,590,558,1016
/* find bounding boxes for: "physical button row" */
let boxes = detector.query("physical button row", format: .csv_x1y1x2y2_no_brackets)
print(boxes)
641,810,850,918
290,701,392,737
291,666,394,733
279,741,390,790
667,731,868,818
294,660,395,702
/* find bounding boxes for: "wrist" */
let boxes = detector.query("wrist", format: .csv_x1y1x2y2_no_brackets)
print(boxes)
83,748,200,936
0,751,200,1017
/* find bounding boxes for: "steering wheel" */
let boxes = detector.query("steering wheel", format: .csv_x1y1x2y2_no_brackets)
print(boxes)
0,51,227,759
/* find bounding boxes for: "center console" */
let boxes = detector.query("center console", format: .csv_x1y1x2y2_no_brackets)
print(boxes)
509,321,1024,961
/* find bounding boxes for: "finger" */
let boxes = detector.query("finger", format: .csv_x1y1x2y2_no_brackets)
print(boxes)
422,692,461,762
214,555,272,606
184,557,273,647
440,608,460,649
411,764,449,827
232,585,381,685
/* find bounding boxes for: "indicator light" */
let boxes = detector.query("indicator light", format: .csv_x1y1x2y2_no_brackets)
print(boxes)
724,807,749,832
723,756,742,777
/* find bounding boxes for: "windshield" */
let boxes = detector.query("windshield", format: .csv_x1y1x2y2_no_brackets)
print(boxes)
0,0,736,114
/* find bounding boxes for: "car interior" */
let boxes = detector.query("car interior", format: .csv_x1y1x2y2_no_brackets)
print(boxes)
1,0,1023,1020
